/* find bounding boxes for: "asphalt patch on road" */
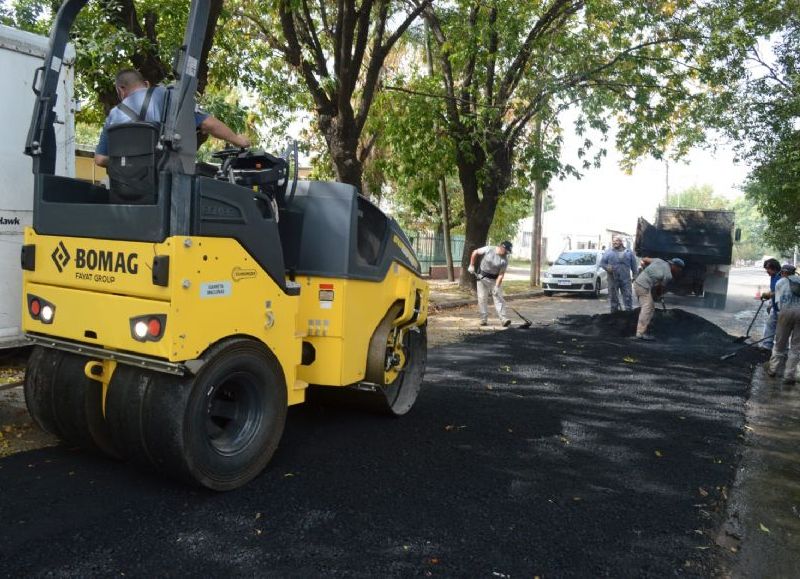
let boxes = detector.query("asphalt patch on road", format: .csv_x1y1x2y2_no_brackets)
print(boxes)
559,308,733,344
0,310,765,577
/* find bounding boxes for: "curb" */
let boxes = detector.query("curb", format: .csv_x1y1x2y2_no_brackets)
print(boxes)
428,290,544,314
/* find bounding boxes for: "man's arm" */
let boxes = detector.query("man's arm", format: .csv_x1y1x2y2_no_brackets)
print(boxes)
95,153,109,168
495,271,505,288
468,247,487,274
199,116,251,148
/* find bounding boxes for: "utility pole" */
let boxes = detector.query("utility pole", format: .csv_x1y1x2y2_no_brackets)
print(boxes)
664,159,670,206
425,23,454,281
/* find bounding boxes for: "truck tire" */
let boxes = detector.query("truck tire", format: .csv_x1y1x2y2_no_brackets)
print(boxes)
106,339,287,491
24,347,121,458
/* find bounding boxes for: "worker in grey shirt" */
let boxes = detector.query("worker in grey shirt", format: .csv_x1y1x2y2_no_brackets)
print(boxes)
468,241,513,327
632,257,684,340
600,235,638,312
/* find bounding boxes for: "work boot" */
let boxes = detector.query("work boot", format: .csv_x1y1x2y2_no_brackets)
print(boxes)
782,376,795,385
763,361,777,378
479,320,488,327
502,319,512,328
636,334,655,341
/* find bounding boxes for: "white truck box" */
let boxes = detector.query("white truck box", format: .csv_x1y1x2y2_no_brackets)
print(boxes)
0,24,75,348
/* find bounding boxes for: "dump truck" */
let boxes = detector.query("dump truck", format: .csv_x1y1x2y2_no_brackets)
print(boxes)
21,0,428,490
0,24,74,349
635,207,737,309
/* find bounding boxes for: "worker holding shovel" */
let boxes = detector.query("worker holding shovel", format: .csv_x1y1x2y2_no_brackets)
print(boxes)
631,257,684,341
766,264,800,384
468,241,513,328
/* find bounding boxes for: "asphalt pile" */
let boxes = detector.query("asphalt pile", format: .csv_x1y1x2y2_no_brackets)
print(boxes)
559,307,734,343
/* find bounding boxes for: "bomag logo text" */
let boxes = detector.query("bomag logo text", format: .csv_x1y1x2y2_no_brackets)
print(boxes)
75,249,139,274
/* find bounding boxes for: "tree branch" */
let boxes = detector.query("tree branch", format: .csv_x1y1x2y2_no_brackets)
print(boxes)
497,0,584,104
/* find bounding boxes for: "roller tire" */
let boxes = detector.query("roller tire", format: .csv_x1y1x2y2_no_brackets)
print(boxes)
24,346,121,458
106,339,287,491
308,323,428,417
381,323,427,416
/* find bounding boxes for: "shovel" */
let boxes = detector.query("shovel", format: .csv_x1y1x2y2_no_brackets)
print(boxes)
733,300,765,343
510,307,532,329
720,334,772,361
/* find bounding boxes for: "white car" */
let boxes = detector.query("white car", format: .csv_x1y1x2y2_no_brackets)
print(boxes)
542,250,608,297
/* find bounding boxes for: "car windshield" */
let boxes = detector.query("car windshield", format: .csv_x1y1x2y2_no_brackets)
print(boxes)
555,252,597,266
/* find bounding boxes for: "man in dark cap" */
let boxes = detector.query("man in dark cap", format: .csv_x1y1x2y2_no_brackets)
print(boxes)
468,241,513,327
631,257,684,340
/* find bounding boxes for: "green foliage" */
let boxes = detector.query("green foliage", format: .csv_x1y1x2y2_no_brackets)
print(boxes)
666,184,729,210
730,193,778,261
743,132,800,252
704,0,799,251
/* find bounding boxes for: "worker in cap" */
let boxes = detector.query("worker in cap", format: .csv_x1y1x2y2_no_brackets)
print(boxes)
468,241,513,327
600,236,638,312
767,264,800,383
631,257,684,340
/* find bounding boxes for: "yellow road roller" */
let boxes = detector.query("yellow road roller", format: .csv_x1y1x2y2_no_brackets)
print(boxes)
21,0,428,490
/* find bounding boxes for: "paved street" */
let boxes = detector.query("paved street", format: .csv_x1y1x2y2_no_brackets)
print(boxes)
0,267,798,577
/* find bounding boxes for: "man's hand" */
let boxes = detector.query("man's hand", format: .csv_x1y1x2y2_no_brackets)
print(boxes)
491,285,499,296
467,264,475,274
761,291,771,301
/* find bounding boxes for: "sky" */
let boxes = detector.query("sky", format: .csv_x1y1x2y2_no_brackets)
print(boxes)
541,131,751,239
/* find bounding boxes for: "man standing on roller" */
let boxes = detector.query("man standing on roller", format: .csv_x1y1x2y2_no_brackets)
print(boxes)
468,241,513,328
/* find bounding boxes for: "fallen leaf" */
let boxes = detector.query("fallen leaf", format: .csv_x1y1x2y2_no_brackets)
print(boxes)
655,450,663,458
759,523,770,534
698,487,709,497
623,356,637,363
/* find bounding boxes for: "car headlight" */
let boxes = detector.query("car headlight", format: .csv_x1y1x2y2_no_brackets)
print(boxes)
580,272,594,278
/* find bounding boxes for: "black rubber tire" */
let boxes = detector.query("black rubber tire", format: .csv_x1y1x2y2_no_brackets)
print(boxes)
308,324,428,416
106,339,287,491
381,324,427,416
543,291,554,297
24,346,121,458
593,279,602,298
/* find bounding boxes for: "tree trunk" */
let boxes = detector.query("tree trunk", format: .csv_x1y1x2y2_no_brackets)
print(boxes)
530,179,544,287
320,115,364,190
439,178,455,281
456,140,509,289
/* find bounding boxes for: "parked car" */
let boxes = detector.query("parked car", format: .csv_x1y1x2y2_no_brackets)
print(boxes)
542,250,608,297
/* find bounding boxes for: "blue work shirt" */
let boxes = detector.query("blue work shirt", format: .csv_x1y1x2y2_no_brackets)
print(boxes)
600,247,638,281
96,86,209,156
770,272,781,310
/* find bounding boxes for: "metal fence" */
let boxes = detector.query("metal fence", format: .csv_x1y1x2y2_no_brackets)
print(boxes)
407,232,466,273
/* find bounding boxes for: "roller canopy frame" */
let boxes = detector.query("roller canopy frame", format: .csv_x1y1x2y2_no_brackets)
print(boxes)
25,0,210,177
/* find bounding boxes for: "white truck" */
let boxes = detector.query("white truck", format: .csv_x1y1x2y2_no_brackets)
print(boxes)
0,24,74,348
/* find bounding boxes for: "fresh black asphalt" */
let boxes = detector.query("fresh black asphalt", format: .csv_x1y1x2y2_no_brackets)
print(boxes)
0,310,764,577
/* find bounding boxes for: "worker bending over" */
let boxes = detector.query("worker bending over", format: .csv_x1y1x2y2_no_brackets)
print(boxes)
767,264,800,384
94,69,250,167
631,257,684,340
600,236,638,312
468,241,513,327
